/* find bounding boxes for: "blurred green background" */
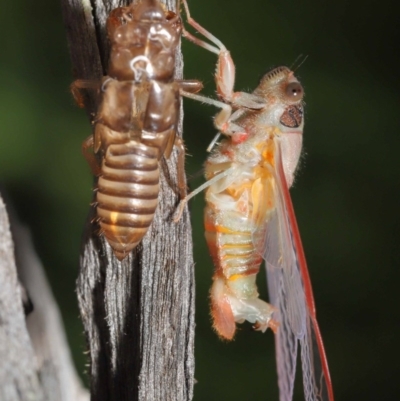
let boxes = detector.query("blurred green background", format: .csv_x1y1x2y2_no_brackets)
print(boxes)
0,0,398,399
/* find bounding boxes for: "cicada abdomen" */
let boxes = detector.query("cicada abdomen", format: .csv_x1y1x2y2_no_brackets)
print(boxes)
75,0,202,260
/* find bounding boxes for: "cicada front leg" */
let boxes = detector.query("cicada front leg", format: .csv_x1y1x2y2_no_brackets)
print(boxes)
180,0,266,138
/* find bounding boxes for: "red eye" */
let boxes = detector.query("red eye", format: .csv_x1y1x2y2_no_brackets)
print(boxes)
285,82,303,102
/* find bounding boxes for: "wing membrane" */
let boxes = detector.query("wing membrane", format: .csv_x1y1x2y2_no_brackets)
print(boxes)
253,138,334,401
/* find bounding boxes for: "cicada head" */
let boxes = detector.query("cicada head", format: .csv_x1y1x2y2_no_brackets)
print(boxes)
245,67,304,186
254,66,304,134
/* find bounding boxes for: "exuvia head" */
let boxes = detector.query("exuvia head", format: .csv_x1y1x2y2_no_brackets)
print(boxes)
133,0,166,22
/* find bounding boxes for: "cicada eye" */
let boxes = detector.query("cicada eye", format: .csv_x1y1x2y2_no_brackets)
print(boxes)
285,82,303,102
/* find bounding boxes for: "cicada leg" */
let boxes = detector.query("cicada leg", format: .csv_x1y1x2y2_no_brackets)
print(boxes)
70,79,99,108
180,0,266,109
163,133,188,200
174,136,188,199
180,0,267,149
174,79,203,198
172,165,236,222
176,79,203,94
180,90,245,138
82,135,101,176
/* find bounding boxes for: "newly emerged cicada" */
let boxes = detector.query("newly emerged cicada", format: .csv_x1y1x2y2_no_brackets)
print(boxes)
175,1,335,400
72,0,202,260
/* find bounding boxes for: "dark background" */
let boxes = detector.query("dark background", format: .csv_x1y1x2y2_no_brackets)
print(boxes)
0,0,399,399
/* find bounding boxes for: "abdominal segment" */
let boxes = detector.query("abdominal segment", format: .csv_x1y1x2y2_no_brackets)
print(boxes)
97,141,159,260
204,184,275,340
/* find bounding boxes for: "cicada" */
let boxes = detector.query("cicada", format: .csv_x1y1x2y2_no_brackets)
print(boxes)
72,0,202,260
175,1,334,400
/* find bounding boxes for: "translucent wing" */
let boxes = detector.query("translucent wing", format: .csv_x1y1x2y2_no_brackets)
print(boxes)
252,138,334,401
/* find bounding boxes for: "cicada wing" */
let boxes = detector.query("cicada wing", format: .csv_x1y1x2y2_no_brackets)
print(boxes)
266,262,298,401
252,138,334,401
252,171,307,401
299,318,332,401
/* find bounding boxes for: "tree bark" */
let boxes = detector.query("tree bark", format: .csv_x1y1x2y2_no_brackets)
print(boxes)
0,195,89,401
60,1,196,400
0,196,44,401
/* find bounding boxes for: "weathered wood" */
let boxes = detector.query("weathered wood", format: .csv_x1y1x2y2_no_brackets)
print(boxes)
13,219,89,401
0,196,44,401
60,1,196,400
0,195,89,401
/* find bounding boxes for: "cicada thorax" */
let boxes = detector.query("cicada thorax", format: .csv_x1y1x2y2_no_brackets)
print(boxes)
92,0,182,260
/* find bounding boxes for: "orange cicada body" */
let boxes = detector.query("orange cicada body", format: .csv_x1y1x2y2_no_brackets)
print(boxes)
175,1,335,399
